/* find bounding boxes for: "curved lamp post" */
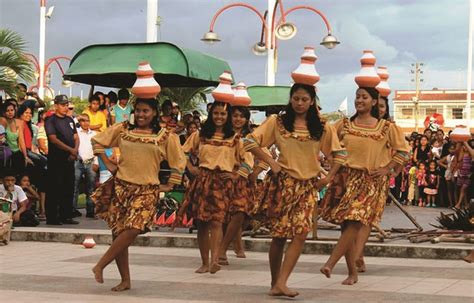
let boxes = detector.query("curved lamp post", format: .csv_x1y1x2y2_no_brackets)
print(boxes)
25,53,70,97
201,0,339,85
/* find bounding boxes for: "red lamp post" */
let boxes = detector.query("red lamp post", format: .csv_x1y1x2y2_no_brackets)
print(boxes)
25,53,70,98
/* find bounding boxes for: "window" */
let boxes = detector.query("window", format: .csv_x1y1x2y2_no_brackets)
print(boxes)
452,108,463,119
425,108,438,116
401,108,413,119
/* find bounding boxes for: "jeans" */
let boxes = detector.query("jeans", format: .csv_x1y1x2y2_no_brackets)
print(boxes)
73,160,97,215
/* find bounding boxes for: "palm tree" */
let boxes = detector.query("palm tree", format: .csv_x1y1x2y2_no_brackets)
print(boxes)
157,87,212,113
0,28,34,98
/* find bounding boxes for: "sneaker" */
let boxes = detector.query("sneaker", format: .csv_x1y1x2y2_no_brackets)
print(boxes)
61,218,79,225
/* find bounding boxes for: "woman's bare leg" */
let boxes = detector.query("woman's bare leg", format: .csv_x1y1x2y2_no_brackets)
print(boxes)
355,224,371,273
320,221,362,278
111,248,131,291
209,220,223,274
219,212,245,265
269,237,286,287
270,233,308,298
92,229,140,286
195,221,210,273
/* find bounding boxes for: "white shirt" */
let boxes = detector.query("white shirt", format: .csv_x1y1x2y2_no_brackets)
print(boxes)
77,127,96,161
0,184,27,212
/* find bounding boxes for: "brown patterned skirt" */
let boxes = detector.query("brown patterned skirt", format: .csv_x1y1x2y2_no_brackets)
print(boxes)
254,171,318,238
226,177,255,222
181,168,234,223
91,178,160,235
320,167,389,226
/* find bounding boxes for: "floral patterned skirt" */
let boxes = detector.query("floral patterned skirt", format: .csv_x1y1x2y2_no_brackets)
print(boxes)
320,167,389,226
254,171,318,239
181,168,234,223
226,177,255,222
91,178,160,235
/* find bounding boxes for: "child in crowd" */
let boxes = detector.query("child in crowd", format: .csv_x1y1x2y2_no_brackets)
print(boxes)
408,162,418,206
438,143,457,208
400,162,411,204
424,160,439,207
18,174,41,217
416,162,427,207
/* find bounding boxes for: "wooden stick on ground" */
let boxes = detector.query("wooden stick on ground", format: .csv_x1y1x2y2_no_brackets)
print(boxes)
388,192,423,231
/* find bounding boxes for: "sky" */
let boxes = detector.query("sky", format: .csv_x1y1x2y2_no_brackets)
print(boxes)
0,0,471,113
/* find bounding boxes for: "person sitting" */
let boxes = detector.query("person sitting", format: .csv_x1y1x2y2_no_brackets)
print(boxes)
0,170,39,227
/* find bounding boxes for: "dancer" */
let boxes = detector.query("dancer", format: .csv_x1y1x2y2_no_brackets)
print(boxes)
91,62,185,291
320,51,409,285
177,72,250,274
219,104,255,265
243,47,346,298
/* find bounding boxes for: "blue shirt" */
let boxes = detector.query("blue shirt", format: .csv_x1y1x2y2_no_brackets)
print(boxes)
113,103,132,123
98,148,114,172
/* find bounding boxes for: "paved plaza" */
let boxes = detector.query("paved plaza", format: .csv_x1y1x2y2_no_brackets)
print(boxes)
0,242,472,302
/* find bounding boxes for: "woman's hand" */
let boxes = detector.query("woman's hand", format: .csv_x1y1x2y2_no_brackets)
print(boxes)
369,166,391,178
221,172,240,182
159,183,174,193
269,161,282,174
315,177,330,191
25,157,34,166
188,165,200,176
106,162,118,175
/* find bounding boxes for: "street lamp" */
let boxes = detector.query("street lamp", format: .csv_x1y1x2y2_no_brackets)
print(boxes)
25,53,70,98
202,0,339,86
38,0,55,99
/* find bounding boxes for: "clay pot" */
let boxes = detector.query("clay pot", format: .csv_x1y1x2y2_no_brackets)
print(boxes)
232,82,251,106
354,50,380,88
450,125,471,142
212,71,235,104
376,66,391,97
131,61,161,99
82,236,96,249
291,47,320,86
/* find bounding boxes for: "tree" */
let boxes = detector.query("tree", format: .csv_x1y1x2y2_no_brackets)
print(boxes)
0,28,34,97
157,87,211,113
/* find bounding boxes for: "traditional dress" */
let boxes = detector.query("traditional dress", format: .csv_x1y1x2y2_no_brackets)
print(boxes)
181,131,250,223
243,114,346,238
321,118,409,226
228,150,255,221
91,122,186,235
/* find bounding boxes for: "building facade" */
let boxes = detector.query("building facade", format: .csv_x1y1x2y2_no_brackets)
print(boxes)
393,89,474,133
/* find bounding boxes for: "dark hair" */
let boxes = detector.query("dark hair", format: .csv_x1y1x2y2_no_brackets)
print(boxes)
128,98,161,134
93,91,106,110
0,100,17,118
436,129,444,135
16,83,27,90
379,96,390,120
281,83,324,140
423,128,432,134
231,106,251,136
186,121,198,131
350,87,380,121
107,91,118,103
118,88,129,100
200,101,234,139
89,95,100,103
17,104,33,137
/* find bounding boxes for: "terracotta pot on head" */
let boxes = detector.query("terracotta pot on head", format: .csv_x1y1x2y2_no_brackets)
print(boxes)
291,47,320,86
131,61,161,99
354,50,381,88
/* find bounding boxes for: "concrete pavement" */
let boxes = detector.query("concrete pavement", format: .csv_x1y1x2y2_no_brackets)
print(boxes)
0,242,472,302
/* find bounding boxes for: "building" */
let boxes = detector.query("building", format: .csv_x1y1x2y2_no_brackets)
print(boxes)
393,89,474,133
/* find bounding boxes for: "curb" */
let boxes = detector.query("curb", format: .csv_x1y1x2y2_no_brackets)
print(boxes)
10,228,471,260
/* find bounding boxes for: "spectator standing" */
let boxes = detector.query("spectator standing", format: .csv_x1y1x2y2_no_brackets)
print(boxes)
73,114,98,218
424,160,439,207
45,95,79,225
83,95,107,132
111,88,132,124
414,135,431,164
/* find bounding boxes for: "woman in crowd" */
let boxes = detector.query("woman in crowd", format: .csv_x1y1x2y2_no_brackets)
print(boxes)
244,81,346,297
91,72,186,292
178,97,249,275
320,82,409,285
414,135,431,163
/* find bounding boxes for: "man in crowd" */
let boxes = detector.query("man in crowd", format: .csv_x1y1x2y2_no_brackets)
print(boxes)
110,88,132,124
45,95,79,225
83,95,107,132
73,114,97,218
15,83,46,109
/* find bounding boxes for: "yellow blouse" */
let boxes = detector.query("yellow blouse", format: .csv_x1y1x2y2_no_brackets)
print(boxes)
182,132,252,177
334,118,409,171
244,115,346,180
92,123,186,185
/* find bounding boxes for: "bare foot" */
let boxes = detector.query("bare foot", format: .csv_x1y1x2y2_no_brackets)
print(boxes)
463,255,474,263
320,266,331,278
218,257,229,266
356,259,367,273
234,250,246,258
92,266,104,284
195,264,209,274
209,262,221,274
269,284,299,298
341,274,358,285
111,281,131,291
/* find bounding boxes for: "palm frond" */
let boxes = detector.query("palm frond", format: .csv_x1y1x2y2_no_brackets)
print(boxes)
0,28,29,54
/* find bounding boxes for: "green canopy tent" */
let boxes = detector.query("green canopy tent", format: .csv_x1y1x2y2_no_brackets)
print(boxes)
63,42,232,88
247,85,290,108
